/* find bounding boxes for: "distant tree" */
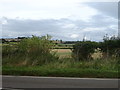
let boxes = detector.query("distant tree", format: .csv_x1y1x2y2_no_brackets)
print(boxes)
18,37,27,39
1,39,6,43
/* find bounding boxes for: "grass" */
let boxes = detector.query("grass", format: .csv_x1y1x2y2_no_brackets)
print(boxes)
2,37,119,78
2,57,119,78
52,48,102,59
2,65,119,78
53,44,73,49
2,46,119,78
52,49,72,58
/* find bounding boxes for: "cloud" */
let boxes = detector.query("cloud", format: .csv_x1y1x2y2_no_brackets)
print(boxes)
0,0,98,20
85,2,118,18
82,27,106,32
70,34,79,39
62,24,76,28
1,15,118,41
0,2,118,41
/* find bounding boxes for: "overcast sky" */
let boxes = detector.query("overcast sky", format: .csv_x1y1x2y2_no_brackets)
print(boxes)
0,0,119,41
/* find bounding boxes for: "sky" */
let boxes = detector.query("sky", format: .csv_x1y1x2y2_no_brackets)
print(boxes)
0,0,119,41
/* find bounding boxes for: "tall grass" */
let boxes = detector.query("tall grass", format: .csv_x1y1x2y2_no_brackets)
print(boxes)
3,57,119,78
42,57,119,71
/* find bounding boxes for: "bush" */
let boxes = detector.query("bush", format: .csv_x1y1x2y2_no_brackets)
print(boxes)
2,35,58,66
99,36,120,58
72,41,98,61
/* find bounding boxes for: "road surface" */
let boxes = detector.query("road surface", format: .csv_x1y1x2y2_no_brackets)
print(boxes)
2,76,119,88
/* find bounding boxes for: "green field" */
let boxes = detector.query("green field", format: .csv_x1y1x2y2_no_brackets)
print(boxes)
2,37,119,78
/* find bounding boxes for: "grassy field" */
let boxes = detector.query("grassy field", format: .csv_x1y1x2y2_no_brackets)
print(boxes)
52,49,72,58
2,38,119,78
52,48,102,59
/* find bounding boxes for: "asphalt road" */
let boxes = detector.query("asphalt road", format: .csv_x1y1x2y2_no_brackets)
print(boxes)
2,76,119,88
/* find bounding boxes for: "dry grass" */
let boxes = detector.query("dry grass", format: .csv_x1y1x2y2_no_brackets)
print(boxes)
52,49,72,58
52,49,102,59
52,49,72,53
92,52,102,59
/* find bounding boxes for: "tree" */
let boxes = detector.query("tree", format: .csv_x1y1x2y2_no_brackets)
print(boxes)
99,35,120,58
72,41,98,61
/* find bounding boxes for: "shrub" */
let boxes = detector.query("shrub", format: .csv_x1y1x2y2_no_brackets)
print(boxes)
2,35,58,66
72,41,98,61
99,36,120,58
